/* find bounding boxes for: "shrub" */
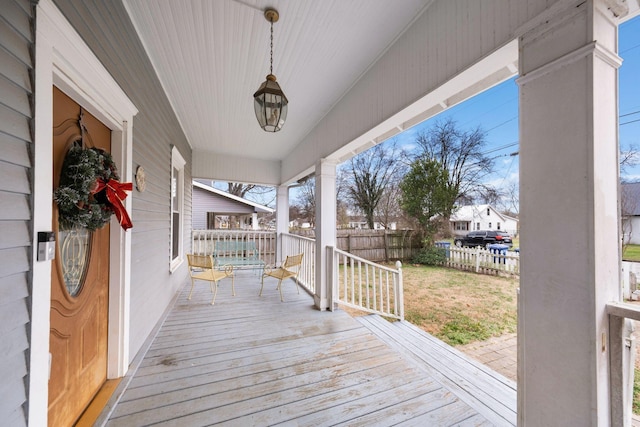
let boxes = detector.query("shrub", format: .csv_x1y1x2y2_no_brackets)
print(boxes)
412,246,447,266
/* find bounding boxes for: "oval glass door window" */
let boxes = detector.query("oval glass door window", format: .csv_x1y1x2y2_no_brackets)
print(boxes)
58,226,93,297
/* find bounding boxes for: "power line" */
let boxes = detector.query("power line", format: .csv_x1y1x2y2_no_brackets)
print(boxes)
482,141,519,156
498,155,517,188
621,110,640,118
622,118,640,126
485,117,517,133
621,42,640,55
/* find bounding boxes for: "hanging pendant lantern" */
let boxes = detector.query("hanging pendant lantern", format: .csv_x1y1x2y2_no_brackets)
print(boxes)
253,8,288,132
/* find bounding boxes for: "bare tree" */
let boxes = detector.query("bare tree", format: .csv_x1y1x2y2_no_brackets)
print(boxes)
336,168,351,228
499,181,519,217
374,179,403,230
294,177,316,227
227,182,255,198
345,141,406,229
621,144,640,175
226,182,275,207
414,117,494,206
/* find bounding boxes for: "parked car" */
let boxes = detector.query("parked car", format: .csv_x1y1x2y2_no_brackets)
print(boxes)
453,230,513,248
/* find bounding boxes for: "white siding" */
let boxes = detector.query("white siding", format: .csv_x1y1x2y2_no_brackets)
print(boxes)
192,186,256,229
53,0,193,362
0,0,33,424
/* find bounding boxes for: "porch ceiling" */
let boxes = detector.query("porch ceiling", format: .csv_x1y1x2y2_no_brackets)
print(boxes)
122,0,432,164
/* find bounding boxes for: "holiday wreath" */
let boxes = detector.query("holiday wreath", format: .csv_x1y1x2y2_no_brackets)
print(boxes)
54,145,133,231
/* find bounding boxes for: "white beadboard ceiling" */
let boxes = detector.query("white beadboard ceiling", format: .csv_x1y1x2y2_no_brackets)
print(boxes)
123,0,432,163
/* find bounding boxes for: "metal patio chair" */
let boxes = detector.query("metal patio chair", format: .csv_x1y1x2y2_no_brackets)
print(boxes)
187,254,234,305
260,253,303,302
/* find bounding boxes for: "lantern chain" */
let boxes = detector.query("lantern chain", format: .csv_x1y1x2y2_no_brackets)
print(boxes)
270,19,274,75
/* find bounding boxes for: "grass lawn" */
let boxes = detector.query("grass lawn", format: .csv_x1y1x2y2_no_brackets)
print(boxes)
400,264,518,346
624,244,640,262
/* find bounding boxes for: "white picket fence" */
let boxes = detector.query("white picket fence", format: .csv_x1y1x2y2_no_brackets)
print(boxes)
444,246,520,275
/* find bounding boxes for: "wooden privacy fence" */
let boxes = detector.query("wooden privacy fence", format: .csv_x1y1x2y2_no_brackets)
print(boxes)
444,246,520,275
292,229,421,262
192,230,277,266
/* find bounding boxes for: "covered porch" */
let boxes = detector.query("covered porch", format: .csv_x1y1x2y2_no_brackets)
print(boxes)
12,1,640,425
98,271,515,426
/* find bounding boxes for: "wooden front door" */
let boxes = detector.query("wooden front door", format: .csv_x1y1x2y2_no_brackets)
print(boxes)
48,87,111,426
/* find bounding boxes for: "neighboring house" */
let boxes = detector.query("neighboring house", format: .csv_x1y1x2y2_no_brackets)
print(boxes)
347,215,397,230
450,205,519,236
289,218,312,229
1,0,635,425
622,182,640,244
192,181,274,230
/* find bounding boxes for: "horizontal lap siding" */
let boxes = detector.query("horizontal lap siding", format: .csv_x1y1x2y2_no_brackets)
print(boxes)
52,0,192,362
0,0,34,425
192,187,256,229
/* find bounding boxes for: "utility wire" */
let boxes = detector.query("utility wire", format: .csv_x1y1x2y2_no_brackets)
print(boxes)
621,110,640,118
621,42,640,55
481,141,519,156
485,117,517,133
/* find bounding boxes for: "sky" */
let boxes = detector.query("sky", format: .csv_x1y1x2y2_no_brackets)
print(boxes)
391,14,640,205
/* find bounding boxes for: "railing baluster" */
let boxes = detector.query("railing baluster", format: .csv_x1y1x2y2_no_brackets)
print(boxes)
365,263,370,310
385,270,390,316
350,257,355,304
358,261,363,308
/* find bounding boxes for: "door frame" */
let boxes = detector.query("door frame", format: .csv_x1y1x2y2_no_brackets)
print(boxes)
31,1,138,424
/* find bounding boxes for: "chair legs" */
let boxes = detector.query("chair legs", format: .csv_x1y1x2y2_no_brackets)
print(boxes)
259,275,266,297
261,276,299,302
188,278,196,300
189,275,234,305
210,280,218,305
277,279,284,302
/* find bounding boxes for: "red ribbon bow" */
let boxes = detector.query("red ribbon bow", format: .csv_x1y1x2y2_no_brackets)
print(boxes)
94,178,133,230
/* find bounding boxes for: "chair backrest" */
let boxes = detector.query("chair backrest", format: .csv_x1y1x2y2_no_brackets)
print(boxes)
283,253,303,270
187,254,214,270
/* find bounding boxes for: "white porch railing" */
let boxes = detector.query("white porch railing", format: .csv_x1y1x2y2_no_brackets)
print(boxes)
191,230,276,266
281,233,315,295
445,246,520,275
330,247,404,320
606,302,639,427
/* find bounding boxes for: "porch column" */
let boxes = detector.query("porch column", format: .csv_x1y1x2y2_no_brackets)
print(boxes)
275,184,289,260
518,1,623,425
251,212,258,230
315,158,337,311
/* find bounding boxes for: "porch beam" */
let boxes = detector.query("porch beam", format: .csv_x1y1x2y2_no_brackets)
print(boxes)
517,1,622,424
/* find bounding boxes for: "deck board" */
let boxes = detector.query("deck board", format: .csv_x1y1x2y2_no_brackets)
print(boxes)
100,272,514,426
357,315,517,426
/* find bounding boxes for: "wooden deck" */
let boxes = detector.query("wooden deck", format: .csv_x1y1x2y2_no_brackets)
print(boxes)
98,271,515,426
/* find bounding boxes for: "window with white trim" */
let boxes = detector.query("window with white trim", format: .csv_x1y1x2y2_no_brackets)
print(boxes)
170,146,186,271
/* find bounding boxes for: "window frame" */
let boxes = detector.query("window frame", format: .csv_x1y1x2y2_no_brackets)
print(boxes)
170,146,186,272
